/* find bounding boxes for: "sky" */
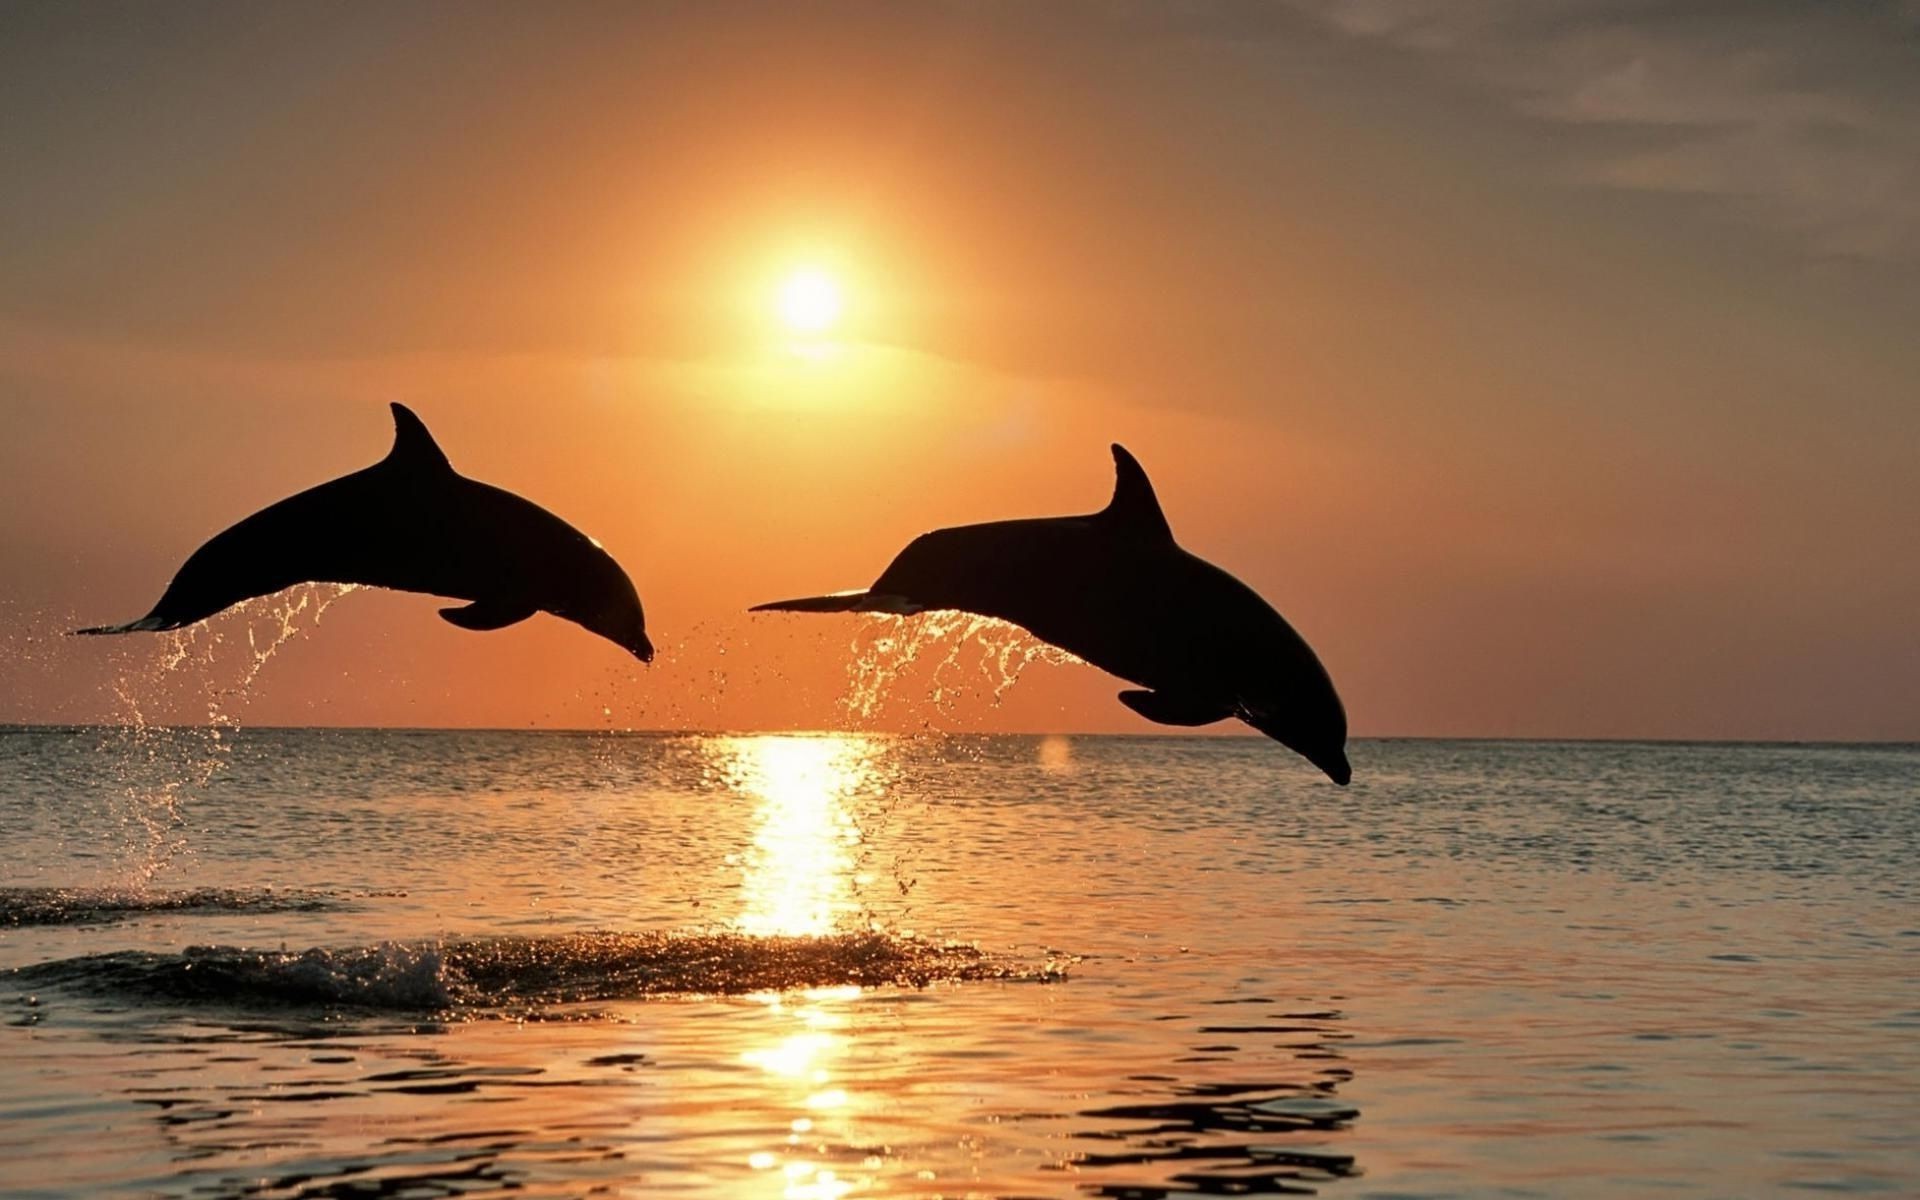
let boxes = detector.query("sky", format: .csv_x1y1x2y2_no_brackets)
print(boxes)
1,1,1915,739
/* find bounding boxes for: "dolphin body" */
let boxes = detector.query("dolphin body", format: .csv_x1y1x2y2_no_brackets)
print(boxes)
77,404,653,662
751,446,1349,783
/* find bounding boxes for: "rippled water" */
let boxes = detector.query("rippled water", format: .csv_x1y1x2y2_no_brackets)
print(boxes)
1,728,1916,1198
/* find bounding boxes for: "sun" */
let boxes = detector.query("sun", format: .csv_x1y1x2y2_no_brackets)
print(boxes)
776,267,844,335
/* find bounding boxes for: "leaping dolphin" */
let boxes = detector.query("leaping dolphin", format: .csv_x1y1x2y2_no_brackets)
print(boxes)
77,403,654,662
751,446,1349,783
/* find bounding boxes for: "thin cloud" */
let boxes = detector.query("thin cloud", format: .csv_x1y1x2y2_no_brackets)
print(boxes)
1281,1,1920,258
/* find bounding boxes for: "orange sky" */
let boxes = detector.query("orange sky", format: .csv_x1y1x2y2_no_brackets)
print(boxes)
2,4,1916,739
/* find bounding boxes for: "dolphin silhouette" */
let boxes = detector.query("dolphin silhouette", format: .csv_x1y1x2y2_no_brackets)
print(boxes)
77,403,654,662
751,446,1349,783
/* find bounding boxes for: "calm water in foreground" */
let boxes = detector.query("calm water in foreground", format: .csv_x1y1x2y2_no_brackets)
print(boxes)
0,729,1915,1198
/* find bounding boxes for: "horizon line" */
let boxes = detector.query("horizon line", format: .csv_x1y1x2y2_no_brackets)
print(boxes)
1,721,1914,749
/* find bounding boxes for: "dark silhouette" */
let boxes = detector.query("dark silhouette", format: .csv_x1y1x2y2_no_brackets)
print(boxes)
77,404,653,661
752,445,1349,783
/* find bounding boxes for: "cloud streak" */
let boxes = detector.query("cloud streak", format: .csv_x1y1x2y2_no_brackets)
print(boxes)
1282,1,1920,258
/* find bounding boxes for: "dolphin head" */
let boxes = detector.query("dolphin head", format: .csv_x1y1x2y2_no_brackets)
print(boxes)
1304,741,1353,787
1243,692,1350,786
550,547,654,663
1227,610,1351,785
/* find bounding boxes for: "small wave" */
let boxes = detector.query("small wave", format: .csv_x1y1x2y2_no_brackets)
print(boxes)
5,931,1068,1013
0,886,343,928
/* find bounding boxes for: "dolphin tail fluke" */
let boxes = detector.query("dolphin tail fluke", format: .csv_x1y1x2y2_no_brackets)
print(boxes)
750,590,874,614
750,590,922,615
72,614,177,636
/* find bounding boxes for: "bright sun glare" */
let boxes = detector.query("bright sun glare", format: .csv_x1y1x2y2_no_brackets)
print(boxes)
776,268,844,335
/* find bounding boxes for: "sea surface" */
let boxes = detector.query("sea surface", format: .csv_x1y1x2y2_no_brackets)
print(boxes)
1,728,1915,1199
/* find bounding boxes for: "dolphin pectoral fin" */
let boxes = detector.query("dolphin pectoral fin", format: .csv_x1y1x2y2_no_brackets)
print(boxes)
1117,689,1234,727
439,600,538,631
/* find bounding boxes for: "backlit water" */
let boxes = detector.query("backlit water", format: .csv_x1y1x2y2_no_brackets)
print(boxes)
2,729,1915,1197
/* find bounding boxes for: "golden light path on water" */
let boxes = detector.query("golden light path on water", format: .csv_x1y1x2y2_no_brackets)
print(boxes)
709,734,886,1199
718,734,877,937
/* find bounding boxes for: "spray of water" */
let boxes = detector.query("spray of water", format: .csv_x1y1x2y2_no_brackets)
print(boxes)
842,611,1080,723
98,585,358,882
831,612,1082,927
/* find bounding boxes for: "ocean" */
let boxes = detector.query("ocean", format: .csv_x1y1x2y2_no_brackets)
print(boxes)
1,728,1915,1198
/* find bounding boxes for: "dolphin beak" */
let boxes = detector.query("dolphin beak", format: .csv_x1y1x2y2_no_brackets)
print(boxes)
1315,750,1352,786
630,632,655,664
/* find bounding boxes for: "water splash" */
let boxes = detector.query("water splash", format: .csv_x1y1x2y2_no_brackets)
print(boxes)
6,931,1070,1014
841,612,1080,723
97,585,358,882
827,620,1079,926
0,885,343,928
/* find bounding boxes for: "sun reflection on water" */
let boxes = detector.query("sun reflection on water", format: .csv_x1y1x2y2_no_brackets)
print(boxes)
739,987,869,1198
711,735,888,1196
714,734,879,939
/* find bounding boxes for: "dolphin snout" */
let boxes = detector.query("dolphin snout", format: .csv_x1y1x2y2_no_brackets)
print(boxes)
629,632,656,664
1314,749,1352,787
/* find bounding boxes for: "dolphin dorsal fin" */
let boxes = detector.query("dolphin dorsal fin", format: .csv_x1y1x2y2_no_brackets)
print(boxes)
384,403,453,474
1102,444,1173,541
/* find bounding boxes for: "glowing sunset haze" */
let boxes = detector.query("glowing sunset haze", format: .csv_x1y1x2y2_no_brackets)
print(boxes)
1,3,1914,739
5,9,1919,1200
